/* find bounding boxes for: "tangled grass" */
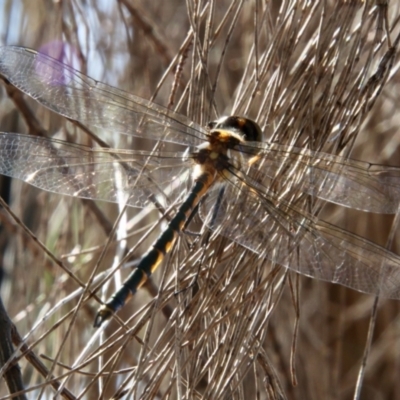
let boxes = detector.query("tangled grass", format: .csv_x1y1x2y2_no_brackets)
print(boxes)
1,1,400,399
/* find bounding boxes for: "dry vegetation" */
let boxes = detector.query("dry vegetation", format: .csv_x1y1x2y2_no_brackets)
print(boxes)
1,0,400,399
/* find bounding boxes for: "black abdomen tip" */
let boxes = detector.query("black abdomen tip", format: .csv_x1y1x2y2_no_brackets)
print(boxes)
94,305,114,328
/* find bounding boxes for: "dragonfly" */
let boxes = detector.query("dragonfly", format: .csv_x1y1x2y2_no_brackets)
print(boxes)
1,46,400,328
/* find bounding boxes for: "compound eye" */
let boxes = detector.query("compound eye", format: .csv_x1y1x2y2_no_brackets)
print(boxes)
241,119,262,142
208,116,232,130
207,116,262,142
222,116,262,142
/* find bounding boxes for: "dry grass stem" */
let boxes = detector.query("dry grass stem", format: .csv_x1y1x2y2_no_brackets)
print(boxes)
1,1,400,399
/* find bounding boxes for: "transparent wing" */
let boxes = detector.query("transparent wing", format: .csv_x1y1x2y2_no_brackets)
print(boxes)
0,133,193,209
0,46,205,147
238,142,400,213
200,157,400,299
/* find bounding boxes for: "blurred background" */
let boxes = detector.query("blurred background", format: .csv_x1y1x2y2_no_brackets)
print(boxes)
1,1,400,399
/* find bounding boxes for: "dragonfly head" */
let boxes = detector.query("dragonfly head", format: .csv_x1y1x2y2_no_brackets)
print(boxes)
207,116,262,143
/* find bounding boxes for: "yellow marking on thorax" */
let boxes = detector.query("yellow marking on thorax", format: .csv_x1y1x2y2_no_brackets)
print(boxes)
209,151,219,160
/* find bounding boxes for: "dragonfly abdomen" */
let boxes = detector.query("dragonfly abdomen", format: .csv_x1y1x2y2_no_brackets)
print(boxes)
94,171,216,327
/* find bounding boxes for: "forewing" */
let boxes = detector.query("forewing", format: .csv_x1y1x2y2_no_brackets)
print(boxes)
0,46,205,147
239,142,400,213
